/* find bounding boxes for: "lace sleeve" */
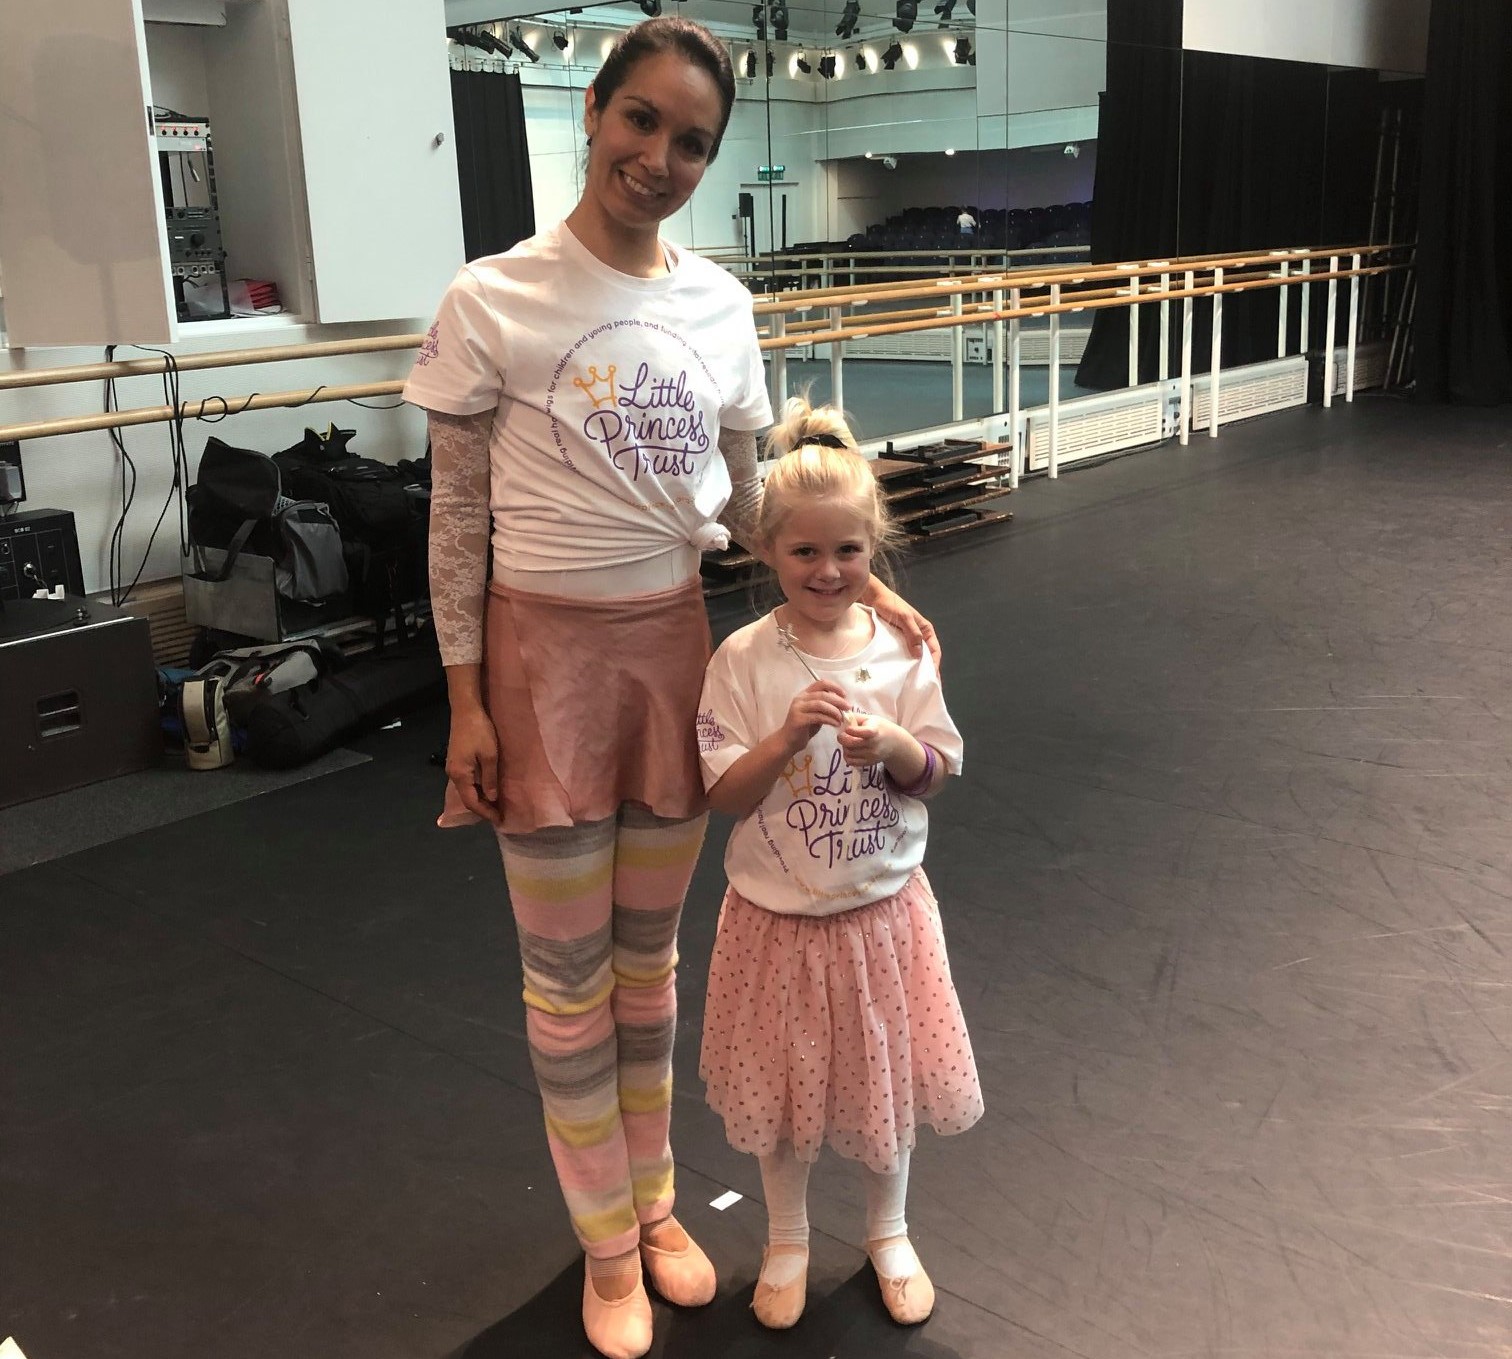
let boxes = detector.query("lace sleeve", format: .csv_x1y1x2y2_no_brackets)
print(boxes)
716,425,763,551
426,408,494,666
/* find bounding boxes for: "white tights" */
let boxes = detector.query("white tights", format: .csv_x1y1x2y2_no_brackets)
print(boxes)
756,1141,916,1286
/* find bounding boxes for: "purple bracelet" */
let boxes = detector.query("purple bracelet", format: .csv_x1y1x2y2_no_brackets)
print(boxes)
887,743,937,799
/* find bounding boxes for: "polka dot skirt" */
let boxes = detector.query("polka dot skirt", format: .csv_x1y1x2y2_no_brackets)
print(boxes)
699,870,984,1175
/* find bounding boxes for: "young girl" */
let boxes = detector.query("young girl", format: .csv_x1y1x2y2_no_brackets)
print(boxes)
697,398,984,1329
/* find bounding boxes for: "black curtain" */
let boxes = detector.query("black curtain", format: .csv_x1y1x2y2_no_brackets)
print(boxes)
1079,18,1415,391
449,68,536,261
1413,0,1512,405
1075,46,1183,389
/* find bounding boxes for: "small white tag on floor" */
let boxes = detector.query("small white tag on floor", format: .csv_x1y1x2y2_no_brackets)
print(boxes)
709,1190,742,1211
2,1339,31,1359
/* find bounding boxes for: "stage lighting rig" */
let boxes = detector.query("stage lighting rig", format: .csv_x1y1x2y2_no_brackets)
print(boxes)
881,39,904,68
509,25,540,61
954,36,974,63
818,53,836,78
639,0,661,15
835,0,861,39
743,48,757,78
894,1,917,32
767,48,776,76
855,49,869,70
795,52,812,73
752,3,766,40
551,27,569,50
770,1,789,40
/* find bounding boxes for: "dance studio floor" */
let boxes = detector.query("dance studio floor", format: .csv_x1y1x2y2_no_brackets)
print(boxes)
7,393,1512,1358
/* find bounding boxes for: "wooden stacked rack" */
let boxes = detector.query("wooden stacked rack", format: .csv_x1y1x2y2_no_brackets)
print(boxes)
701,437,1012,599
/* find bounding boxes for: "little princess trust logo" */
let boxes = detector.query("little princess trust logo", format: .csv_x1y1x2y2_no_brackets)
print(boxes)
544,319,721,489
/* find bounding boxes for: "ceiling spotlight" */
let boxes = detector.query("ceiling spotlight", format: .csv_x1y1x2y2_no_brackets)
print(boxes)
770,1,789,40
509,25,539,61
835,0,861,39
752,3,766,40
967,0,975,11
795,52,812,73
551,27,568,50
855,49,869,70
639,0,661,14
935,0,956,19
953,36,973,63
894,1,917,32
743,48,757,78
818,53,836,78
766,48,775,76
881,39,904,68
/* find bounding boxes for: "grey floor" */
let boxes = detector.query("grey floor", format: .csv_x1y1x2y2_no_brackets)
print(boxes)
6,392,1512,1358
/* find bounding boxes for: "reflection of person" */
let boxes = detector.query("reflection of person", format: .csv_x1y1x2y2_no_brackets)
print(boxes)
697,398,984,1331
956,208,977,237
403,19,936,1359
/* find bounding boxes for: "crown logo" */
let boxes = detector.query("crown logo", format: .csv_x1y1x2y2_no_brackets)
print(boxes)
779,752,815,798
572,364,618,409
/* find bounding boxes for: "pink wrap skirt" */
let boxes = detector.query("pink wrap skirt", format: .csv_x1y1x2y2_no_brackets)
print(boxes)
438,577,712,834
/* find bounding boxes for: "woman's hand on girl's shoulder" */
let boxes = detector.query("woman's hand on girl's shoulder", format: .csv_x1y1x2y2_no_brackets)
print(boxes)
863,579,942,669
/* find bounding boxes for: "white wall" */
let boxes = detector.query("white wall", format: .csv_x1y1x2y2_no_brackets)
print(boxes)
1184,0,1430,73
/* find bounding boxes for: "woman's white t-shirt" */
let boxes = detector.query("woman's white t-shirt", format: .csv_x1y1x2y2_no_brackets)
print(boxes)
699,609,964,917
402,222,773,573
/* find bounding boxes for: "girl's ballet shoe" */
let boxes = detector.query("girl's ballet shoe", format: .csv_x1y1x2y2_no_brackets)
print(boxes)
582,1257,654,1359
639,1218,717,1307
751,1245,809,1329
865,1237,935,1325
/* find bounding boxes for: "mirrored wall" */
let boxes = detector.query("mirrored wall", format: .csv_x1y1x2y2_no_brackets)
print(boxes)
443,1,1423,421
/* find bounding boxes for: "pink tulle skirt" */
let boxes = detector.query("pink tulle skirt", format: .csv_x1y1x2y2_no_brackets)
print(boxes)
699,870,983,1174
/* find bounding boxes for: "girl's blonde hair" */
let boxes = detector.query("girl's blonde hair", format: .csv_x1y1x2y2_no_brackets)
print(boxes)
756,397,903,582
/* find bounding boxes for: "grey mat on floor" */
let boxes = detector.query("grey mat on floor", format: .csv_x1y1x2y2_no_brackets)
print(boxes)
0,748,370,876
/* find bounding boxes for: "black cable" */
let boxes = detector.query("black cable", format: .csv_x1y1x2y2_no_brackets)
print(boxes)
104,345,139,607
115,345,193,603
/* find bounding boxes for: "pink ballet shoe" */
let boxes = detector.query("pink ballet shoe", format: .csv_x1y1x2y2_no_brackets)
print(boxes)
639,1217,717,1307
582,1257,654,1359
751,1245,809,1329
866,1237,935,1325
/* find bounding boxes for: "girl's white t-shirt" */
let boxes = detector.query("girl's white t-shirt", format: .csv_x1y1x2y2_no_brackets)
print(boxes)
402,222,772,573
699,608,964,916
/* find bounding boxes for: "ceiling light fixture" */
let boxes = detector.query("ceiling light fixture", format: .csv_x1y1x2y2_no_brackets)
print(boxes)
509,25,539,61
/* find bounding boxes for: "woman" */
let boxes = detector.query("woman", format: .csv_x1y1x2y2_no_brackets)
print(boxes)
403,18,935,1358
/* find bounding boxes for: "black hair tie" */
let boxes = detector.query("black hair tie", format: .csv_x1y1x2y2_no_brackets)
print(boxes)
801,432,847,449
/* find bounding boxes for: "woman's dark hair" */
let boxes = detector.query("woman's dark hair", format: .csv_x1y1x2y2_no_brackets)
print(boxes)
591,17,737,162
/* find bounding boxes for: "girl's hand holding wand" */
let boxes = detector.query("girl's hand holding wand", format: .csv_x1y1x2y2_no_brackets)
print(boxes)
782,681,852,754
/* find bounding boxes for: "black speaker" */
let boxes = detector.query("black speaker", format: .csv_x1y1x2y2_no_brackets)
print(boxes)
738,191,755,220
0,598,159,809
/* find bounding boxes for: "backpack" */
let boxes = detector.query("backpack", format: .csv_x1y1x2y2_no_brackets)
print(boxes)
190,637,345,722
272,426,429,628
180,673,235,770
188,437,349,603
